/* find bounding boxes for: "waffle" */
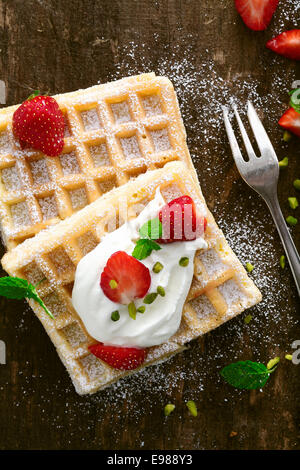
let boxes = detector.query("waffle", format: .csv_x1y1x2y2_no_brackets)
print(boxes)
0,73,198,250
2,162,262,395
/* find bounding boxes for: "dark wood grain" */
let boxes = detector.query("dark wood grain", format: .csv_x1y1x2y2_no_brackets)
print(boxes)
0,0,299,450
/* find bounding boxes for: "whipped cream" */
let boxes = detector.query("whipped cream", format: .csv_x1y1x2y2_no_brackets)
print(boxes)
72,190,207,348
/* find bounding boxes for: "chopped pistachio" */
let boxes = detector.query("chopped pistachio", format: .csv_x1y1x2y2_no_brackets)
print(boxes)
267,357,280,370
157,286,165,297
278,157,288,168
179,257,189,267
246,262,254,273
111,310,120,322
285,354,293,361
186,400,197,417
137,305,146,313
286,215,298,226
128,302,136,320
293,179,300,191
143,292,158,304
109,279,118,289
282,130,292,142
244,314,252,324
153,262,163,273
288,197,299,210
280,255,285,269
164,404,175,416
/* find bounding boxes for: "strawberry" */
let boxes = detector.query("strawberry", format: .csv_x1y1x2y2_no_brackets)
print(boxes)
157,195,207,243
12,95,65,156
100,251,151,304
278,107,300,137
234,0,278,31
266,30,300,61
89,342,147,370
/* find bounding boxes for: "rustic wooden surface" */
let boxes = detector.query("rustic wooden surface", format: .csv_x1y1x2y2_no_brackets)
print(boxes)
0,0,299,450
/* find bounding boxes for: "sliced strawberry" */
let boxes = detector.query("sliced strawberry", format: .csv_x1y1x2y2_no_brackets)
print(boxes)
12,95,65,156
266,30,300,61
278,107,300,137
89,342,147,370
234,0,278,31
157,195,207,243
100,251,151,304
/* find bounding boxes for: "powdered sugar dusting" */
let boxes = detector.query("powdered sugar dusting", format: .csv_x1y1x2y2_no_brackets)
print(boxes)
89,13,299,402
1,1,299,447
120,135,141,159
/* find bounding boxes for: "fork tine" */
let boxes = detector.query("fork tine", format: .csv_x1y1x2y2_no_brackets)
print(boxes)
233,105,257,160
247,101,277,158
222,106,247,171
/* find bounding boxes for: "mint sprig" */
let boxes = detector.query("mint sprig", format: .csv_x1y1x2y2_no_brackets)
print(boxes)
289,88,300,114
139,217,162,240
0,276,54,319
220,360,278,390
132,239,161,260
132,217,163,260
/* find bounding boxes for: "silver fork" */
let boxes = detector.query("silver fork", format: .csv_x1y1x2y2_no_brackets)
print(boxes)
222,101,300,296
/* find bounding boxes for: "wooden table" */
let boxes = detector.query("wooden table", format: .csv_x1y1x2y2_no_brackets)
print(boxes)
0,0,299,450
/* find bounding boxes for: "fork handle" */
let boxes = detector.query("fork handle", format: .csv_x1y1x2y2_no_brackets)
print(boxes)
265,195,300,297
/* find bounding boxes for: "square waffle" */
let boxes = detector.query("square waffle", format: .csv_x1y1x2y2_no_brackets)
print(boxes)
1,162,262,395
0,73,198,249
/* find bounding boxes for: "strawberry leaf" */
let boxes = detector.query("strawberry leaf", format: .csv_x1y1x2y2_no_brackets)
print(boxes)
220,360,274,390
27,90,40,101
132,239,161,260
0,276,53,319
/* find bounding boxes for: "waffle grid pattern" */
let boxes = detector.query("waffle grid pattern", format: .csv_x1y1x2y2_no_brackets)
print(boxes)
2,163,262,394
0,73,195,249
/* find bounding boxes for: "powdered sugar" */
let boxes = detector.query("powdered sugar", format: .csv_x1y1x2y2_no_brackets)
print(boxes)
59,151,80,175
89,143,111,167
91,20,298,401
142,94,162,116
29,159,50,185
2,2,299,444
110,101,132,123
120,135,141,159
39,195,58,221
68,187,88,210
10,201,31,227
150,128,171,152
80,108,101,131
1,165,21,191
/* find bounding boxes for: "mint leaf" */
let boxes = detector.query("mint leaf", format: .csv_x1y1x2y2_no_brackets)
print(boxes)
29,290,53,319
289,88,300,114
220,360,274,390
139,217,162,240
0,277,31,299
132,239,161,260
0,276,53,319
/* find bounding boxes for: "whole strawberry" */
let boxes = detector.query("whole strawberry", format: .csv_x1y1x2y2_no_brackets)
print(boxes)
13,95,65,156
157,195,207,243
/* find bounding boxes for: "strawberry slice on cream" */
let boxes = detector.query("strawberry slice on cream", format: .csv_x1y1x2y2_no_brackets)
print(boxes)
72,189,207,365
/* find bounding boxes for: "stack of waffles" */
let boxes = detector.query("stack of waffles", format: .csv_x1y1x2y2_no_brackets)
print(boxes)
0,73,262,394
